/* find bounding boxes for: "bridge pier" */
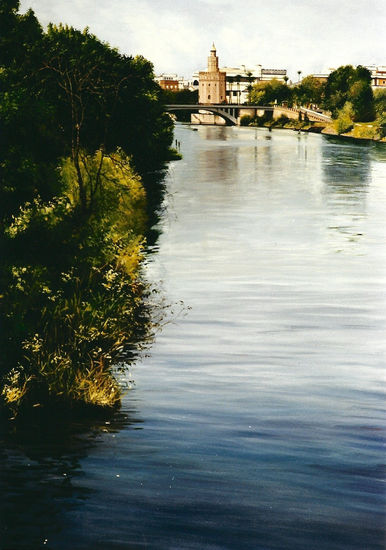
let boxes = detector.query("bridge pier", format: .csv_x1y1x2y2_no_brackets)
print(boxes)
191,112,227,125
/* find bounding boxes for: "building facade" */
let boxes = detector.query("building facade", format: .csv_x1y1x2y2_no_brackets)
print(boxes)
198,44,227,104
368,66,386,88
195,47,287,105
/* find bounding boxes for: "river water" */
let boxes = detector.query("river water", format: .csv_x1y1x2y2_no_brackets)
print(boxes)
1,125,385,550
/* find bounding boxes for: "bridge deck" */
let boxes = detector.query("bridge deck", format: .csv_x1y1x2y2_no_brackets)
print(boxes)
166,104,332,124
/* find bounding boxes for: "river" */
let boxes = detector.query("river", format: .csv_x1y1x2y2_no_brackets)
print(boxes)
1,125,385,550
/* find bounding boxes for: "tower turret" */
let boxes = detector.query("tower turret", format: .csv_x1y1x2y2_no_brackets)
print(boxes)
207,43,219,72
199,44,226,105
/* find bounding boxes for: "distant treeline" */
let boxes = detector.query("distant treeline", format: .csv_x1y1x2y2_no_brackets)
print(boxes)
0,1,175,414
247,67,385,136
162,68,386,136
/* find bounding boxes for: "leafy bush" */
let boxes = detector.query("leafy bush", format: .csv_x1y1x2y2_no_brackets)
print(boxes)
271,115,291,127
374,88,386,117
1,152,154,413
324,65,375,122
333,102,355,134
240,115,253,126
0,3,173,415
248,79,292,105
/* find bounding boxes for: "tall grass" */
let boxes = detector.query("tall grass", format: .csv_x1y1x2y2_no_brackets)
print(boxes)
1,150,155,414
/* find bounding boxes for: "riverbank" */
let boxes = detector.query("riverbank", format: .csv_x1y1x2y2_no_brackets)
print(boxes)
241,118,386,142
321,122,386,143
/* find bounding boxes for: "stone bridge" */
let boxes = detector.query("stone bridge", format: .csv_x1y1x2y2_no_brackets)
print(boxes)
166,104,332,126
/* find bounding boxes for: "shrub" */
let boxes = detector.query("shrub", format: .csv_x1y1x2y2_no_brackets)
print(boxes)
333,102,355,134
271,115,291,127
240,115,253,126
1,151,154,413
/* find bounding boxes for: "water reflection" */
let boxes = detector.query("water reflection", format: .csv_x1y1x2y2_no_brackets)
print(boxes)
142,168,169,249
0,409,141,549
198,125,230,141
1,126,385,550
321,139,372,252
198,146,238,183
321,138,371,190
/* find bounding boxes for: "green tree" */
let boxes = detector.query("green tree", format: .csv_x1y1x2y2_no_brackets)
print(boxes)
39,24,173,210
374,88,386,137
235,74,241,104
0,2,174,412
374,88,386,116
324,65,375,121
245,71,254,102
0,2,61,221
349,79,375,121
293,75,325,107
333,101,355,134
162,88,198,105
248,79,292,105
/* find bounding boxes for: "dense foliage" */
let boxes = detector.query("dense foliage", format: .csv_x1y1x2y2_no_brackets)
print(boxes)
161,88,198,105
0,2,174,413
292,75,325,107
247,66,377,124
245,66,383,137
374,88,386,137
248,79,292,106
324,65,375,121
161,88,198,122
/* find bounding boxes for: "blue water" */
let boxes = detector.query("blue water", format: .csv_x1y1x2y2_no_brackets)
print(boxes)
1,126,385,549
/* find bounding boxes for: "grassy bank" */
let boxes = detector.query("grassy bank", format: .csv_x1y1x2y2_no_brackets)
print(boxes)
240,114,326,133
1,152,157,416
322,121,386,142
241,113,386,142
1,5,177,418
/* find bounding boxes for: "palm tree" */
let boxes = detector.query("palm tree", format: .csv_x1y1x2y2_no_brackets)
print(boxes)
246,71,254,104
227,76,234,104
297,70,302,82
235,74,241,104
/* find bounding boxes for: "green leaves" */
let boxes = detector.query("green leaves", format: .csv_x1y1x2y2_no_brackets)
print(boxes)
324,65,375,122
0,5,172,412
248,79,292,106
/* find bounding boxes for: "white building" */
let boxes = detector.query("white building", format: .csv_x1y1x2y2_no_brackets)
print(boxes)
193,62,287,104
155,73,198,91
311,65,386,89
366,66,386,88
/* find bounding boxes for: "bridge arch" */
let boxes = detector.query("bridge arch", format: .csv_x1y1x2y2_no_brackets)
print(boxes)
165,104,331,126
166,105,238,125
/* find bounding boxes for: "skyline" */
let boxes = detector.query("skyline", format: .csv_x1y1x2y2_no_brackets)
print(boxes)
19,0,386,81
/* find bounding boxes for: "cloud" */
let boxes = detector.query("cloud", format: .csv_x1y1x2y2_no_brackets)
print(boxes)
20,0,386,80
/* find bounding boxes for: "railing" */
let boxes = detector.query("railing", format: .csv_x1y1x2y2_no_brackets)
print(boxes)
165,104,332,124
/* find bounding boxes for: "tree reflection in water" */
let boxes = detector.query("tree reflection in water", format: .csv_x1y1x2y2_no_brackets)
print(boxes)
0,409,142,549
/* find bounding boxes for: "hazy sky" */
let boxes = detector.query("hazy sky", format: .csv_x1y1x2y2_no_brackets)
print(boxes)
19,0,386,81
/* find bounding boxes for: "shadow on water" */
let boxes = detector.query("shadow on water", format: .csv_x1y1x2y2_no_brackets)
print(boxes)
320,138,374,249
141,168,169,250
0,162,168,550
321,138,371,191
0,408,142,550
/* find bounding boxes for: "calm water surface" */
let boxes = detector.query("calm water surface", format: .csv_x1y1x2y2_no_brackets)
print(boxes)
1,126,385,549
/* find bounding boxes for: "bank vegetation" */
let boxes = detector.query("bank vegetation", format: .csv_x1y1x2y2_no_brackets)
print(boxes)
245,66,386,141
0,1,175,416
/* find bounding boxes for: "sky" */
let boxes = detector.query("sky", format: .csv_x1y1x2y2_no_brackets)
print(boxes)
19,0,386,82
